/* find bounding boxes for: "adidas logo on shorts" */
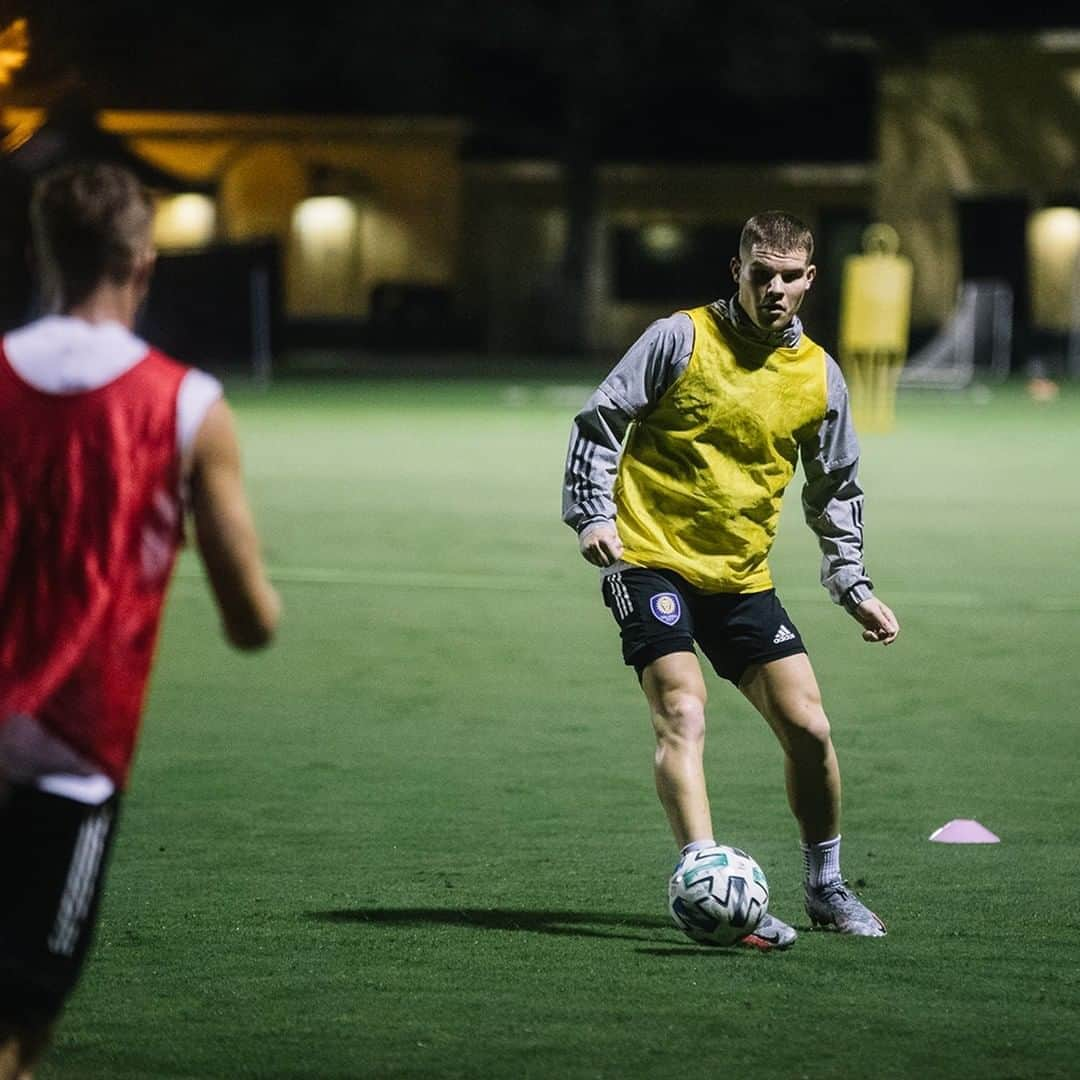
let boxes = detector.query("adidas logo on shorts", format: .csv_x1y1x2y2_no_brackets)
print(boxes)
773,624,796,644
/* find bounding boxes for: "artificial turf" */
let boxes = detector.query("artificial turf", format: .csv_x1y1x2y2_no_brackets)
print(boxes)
39,376,1080,1079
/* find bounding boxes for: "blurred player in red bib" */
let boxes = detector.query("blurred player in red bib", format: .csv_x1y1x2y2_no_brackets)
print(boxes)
0,161,281,1079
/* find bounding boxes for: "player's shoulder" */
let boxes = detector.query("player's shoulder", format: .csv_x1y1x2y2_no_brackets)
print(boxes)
820,350,847,390
142,343,193,378
143,347,222,398
794,327,840,378
640,311,695,351
647,310,694,332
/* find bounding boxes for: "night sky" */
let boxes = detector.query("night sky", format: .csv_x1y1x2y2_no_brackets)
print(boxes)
7,1,1080,164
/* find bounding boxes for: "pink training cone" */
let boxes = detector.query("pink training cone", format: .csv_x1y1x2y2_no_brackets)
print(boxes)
929,819,1001,844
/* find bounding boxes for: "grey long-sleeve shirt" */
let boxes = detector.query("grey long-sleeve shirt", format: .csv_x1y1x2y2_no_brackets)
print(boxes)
562,299,875,611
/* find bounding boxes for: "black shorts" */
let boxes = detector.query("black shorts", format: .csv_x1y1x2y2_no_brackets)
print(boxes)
0,784,121,1025
601,567,807,684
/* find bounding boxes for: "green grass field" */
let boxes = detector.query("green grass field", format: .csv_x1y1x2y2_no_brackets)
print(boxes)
40,376,1080,1080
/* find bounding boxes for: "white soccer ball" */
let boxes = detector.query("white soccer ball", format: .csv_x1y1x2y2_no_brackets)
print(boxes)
668,844,770,946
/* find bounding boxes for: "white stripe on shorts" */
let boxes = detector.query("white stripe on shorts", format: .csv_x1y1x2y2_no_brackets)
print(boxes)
47,803,113,957
609,572,634,620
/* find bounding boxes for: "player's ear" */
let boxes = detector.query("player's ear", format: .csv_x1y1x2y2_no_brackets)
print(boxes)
805,263,816,288
730,256,740,282
133,246,157,295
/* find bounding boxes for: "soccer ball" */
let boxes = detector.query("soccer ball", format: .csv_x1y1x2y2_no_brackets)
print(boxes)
668,844,770,946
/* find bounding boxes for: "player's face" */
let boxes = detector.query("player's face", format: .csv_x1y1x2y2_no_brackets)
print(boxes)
731,245,816,332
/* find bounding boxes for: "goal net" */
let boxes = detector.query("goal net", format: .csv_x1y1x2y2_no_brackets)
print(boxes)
898,280,1013,389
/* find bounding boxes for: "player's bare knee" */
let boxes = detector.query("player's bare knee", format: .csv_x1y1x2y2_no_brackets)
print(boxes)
777,701,832,758
651,690,707,745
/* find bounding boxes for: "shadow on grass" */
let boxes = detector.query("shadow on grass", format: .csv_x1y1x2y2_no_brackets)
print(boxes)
308,908,745,956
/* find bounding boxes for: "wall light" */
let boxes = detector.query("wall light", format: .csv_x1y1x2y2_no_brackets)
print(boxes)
289,197,361,317
292,196,358,246
153,193,216,251
641,223,686,259
1028,206,1080,330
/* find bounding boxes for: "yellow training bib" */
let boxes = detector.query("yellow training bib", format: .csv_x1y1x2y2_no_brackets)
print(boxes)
615,305,828,593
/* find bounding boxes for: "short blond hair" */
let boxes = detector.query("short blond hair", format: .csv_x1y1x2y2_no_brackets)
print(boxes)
739,211,814,261
30,161,154,310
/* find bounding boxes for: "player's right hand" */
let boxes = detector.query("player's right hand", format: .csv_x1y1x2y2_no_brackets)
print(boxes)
579,522,623,567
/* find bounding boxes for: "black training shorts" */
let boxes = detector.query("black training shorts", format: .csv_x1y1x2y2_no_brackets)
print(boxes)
0,784,120,1025
601,566,807,684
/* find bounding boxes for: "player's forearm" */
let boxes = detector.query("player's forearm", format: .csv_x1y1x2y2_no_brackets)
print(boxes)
800,356,873,607
196,531,280,650
191,490,281,650
802,467,874,608
219,572,280,649
562,404,622,531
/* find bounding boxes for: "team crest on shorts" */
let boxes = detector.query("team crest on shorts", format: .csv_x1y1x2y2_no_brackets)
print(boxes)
649,592,682,626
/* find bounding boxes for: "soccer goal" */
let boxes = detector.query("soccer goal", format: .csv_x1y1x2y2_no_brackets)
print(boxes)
141,240,278,386
898,280,1013,389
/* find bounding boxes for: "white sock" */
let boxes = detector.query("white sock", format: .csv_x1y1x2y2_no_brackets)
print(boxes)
680,838,716,859
802,835,842,889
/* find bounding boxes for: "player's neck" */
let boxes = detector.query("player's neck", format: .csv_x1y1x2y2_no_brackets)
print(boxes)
63,282,143,329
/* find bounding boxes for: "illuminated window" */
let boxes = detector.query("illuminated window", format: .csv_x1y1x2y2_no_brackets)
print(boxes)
154,194,216,251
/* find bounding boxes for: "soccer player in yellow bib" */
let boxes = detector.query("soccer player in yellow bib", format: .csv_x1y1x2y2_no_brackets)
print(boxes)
563,211,899,948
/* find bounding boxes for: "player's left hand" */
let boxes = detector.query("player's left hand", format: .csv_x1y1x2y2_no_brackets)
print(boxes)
852,597,900,645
